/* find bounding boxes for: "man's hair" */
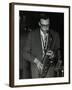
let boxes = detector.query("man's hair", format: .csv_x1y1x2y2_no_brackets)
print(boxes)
39,13,50,20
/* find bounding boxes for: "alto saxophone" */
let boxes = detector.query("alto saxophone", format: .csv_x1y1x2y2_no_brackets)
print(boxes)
40,50,56,78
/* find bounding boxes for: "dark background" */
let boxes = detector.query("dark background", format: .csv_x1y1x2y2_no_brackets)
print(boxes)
19,11,64,79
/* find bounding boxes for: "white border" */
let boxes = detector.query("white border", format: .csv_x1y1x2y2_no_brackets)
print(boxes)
14,4,69,86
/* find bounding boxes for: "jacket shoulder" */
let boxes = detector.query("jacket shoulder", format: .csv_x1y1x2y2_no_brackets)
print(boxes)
50,29,59,37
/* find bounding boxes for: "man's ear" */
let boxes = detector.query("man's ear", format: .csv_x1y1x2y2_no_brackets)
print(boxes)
38,22,40,26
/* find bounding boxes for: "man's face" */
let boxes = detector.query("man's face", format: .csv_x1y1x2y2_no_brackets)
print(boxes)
39,18,50,33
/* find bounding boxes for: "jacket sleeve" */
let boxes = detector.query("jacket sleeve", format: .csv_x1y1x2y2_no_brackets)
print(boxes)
23,32,35,63
54,33,63,71
55,33,61,60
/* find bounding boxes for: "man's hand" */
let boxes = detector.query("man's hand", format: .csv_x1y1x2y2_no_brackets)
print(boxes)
37,61,43,71
46,50,54,59
34,58,43,72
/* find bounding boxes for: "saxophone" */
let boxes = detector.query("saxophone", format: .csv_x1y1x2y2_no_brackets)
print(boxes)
39,32,58,78
40,49,57,78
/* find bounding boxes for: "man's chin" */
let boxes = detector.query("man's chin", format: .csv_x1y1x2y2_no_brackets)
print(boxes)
44,30,49,33
41,29,49,33
46,30,49,33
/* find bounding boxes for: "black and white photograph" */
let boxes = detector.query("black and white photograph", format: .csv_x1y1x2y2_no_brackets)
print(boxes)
19,11,64,79
9,3,70,87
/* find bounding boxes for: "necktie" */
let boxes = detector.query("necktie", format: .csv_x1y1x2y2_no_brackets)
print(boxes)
44,35,47,53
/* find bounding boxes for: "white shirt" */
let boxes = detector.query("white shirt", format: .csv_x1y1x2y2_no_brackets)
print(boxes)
40,30,48,57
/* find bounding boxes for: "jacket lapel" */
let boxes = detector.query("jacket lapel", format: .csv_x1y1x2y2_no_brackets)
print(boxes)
34,29,43,59
47,32,53,50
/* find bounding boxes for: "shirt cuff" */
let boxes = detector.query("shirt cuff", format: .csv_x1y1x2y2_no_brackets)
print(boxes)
34,58,39,64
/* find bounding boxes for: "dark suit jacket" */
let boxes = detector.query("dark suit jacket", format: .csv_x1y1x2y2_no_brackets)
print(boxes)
19,33,32,79
23,28,61,64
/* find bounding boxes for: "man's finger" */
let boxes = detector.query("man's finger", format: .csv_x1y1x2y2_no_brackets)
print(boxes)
46,52,53,55
46,51,53,55
48,51,53,54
